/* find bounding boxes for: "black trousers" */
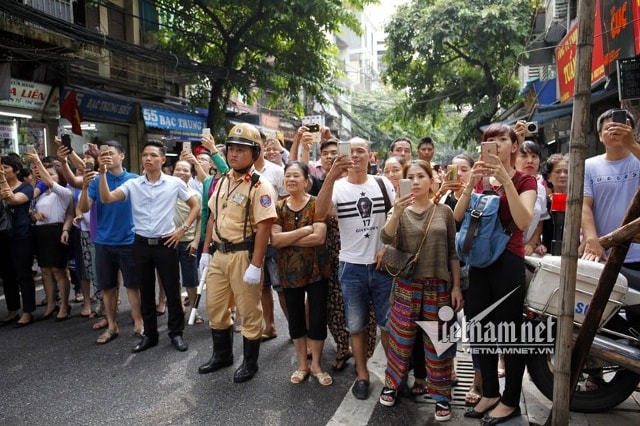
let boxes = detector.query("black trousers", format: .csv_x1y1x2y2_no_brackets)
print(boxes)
284,279,328,340
0,236,35,314
465,250,526,408
134,238,184,338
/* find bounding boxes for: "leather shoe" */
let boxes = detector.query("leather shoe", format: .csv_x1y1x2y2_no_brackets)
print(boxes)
464,399,500,419
131,335,158,353
170,335,188,352
482,406,521,425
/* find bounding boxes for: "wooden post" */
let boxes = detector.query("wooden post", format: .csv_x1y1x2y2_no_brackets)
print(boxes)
548,0,596,424
570,190,640,395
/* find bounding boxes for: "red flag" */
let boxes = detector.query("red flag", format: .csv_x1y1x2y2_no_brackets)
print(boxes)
60,89,83,136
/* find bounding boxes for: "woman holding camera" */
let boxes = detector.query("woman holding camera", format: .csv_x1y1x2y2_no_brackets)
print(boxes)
379,159,463,421
0,155,36,327
454,123,536,424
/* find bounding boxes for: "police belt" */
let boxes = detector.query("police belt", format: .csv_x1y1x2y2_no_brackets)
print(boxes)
213,240,252,254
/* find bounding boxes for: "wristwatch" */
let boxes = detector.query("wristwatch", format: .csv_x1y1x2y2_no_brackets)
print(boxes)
181,224,192,231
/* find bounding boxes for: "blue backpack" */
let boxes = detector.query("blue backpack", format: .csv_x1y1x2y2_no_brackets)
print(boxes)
456,181,520,268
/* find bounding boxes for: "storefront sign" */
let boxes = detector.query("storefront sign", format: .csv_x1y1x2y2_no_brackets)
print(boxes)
141,105,206,141
555,0,639,103
0,79,52,110
63,87,136,123
0,124,15,139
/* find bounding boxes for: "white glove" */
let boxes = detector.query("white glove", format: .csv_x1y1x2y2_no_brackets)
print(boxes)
199,253,212,272
243,264,262,285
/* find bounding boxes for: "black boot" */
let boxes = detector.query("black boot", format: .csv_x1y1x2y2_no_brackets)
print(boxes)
233,337,260,383
198,327,234,374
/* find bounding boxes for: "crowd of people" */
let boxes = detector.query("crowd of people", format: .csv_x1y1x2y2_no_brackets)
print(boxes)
1,108,638,424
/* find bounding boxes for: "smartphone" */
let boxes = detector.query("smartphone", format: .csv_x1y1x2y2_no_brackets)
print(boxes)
183,141,192,152
202,128,211,136
26,144,36,155
399,179,412,197
61,134,72,150
481,141,498,163
99,144,110,153
612,109,627,124
307,124,321,144
446,165,457,181
337,141,350,157
84,161,94,172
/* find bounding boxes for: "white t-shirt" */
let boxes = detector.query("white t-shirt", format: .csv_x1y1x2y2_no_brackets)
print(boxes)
332,175,395,264
257,160,288,198
584,153,640,262
523,181,550,243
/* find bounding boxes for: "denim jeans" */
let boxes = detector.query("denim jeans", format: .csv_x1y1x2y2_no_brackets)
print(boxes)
338,261,392,333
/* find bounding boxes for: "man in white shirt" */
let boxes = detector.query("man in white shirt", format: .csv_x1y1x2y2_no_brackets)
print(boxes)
99,141,199,353
316,137,395,400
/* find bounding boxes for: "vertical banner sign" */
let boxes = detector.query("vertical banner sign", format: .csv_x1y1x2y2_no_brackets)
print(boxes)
617,56,640,101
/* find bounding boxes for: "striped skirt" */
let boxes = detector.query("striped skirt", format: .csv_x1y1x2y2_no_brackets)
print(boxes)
384,276,454,402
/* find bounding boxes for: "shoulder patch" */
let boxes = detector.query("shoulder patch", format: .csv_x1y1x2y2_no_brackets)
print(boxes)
259,194,272,208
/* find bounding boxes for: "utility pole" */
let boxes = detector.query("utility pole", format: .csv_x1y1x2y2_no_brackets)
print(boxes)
548,0,596,425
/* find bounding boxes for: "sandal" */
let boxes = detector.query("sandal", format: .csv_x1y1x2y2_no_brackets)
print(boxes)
193,315,205,325
96,328,119,344
332,352,352,371
379,386,397,407
411,381,427,396
465,385,482,406
133,326,144,337
290,369,310,384
435,401,452,422
92,318,108,330
312,371,333,386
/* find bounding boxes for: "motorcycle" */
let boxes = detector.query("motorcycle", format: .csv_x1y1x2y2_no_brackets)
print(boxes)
523,255,640,412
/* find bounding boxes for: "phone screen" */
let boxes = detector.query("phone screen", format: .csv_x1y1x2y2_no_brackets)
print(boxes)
612,110,627,124
446,165,457,181
399,179,411,197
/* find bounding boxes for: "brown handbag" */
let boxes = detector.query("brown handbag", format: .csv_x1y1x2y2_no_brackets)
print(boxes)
382,205,436,278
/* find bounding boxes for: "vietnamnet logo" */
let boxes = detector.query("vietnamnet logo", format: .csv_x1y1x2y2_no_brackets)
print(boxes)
417,288,555,356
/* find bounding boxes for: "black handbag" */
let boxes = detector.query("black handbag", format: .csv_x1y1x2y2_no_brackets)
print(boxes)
0,200,14,237
382,205,436,278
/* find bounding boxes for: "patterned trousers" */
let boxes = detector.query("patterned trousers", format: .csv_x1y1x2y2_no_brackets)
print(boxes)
384,276,454,402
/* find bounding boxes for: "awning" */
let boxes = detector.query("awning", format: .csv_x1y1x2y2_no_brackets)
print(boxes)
530,86,618,124
141,104,206,141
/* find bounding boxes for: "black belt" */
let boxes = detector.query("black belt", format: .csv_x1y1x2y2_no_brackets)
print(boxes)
213,240,252,254
135,234,170,246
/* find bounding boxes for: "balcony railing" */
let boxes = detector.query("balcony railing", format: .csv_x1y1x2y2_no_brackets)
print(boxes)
24,0,73,23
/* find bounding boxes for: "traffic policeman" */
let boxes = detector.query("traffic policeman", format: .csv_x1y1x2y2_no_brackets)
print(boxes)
198,123,277,383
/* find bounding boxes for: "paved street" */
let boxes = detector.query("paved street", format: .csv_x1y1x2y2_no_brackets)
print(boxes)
1,283,639,425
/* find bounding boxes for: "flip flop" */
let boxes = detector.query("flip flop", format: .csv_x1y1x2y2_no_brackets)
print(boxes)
261,333,277,342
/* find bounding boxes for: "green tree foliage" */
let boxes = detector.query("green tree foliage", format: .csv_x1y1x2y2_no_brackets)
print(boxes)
151,0,373,130
382,0,536,147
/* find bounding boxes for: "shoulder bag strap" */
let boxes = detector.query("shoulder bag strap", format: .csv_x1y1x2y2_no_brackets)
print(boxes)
414,204,438,259
461,195,488,255
374,176,391,214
